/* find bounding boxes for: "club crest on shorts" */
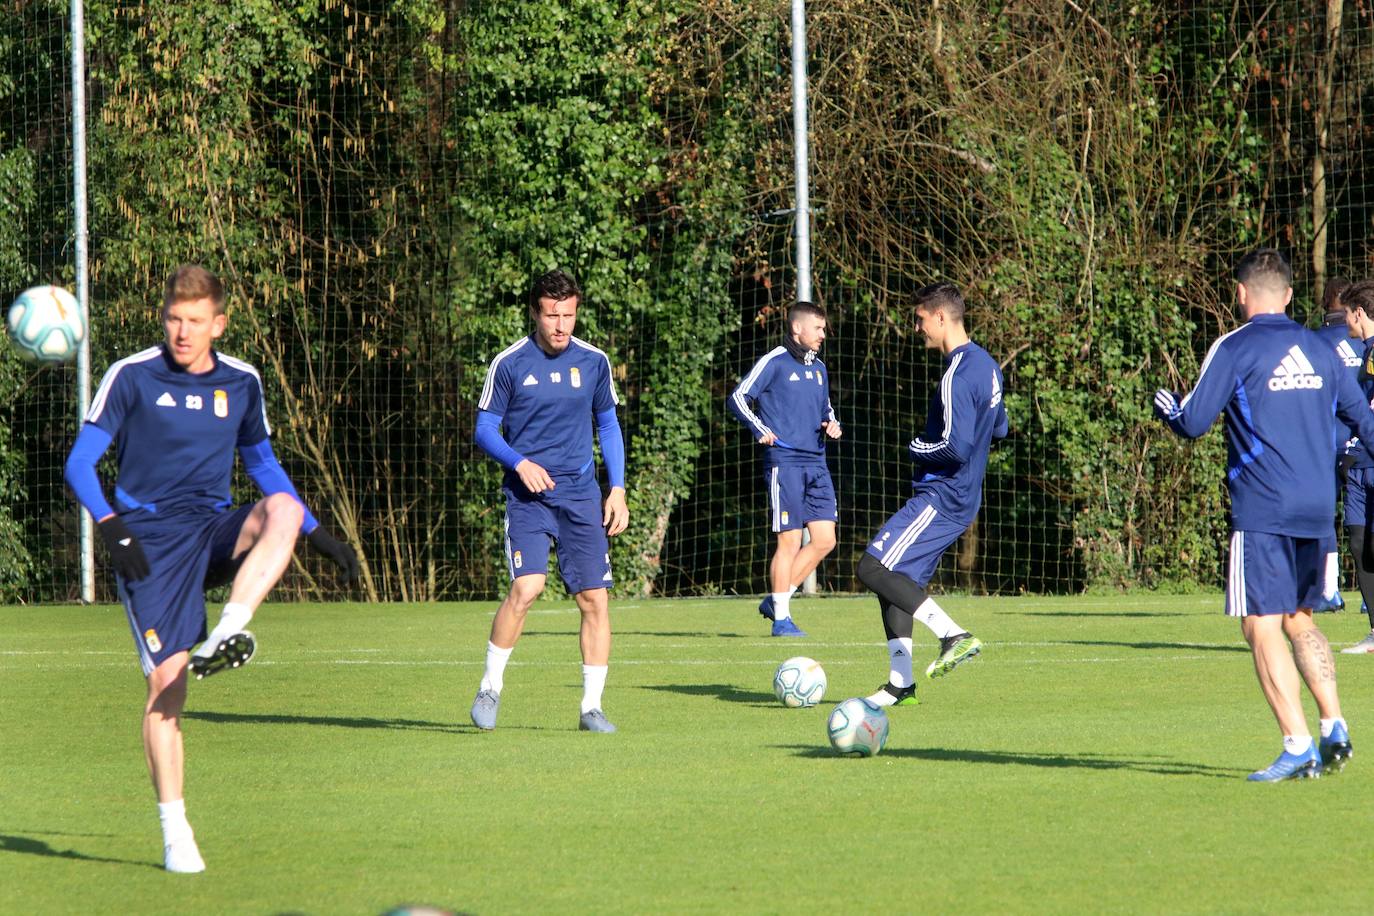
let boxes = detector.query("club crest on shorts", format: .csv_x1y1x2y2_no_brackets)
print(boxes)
781,510,790,525
144,628,162,653
570,367,582,388
512,550,523,569
214,389,229,418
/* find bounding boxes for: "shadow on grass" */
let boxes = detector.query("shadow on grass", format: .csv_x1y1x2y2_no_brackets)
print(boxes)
0,833,156,869
776,745,1247,778
638,683,777,706
183,710,545,734
518,630,748,639
1010,611,1193,618
1061,639,1248,654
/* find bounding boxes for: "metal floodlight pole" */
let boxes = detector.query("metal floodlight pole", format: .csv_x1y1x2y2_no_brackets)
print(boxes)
791,0,813,303
72,0,94,603
792,0,819,595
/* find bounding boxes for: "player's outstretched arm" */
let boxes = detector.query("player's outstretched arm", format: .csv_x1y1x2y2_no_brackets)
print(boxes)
1153,338,1234,439
64,423,151,581
239,438,359,583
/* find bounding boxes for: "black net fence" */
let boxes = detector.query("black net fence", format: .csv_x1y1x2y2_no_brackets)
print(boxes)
3,1,1371,602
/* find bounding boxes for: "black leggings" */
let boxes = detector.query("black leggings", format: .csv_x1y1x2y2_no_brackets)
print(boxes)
1346,525,1374,629
857,551,927,641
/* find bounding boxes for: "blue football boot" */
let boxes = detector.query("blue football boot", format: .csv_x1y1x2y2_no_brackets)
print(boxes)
1247,745,1321,782
1320,721,1353,774
771,617,806,637
758,594,776,621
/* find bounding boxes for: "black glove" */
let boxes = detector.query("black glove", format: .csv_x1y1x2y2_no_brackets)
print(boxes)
1339,452,1358,486
98,516,151,581
307,526,360,584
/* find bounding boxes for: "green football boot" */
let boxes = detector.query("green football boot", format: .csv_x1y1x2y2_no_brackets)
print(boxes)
925,632,982,679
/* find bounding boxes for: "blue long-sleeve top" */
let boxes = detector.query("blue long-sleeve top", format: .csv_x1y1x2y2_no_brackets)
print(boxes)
728,346,837,467
1159,313,1374,537
907,341,1008,524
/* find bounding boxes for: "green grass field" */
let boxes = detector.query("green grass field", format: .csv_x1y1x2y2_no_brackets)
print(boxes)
4,593,1374,913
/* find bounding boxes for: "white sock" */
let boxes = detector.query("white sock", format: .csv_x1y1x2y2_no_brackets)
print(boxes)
1282,734,1313,755
1320,717,1345,739
787,585,798,597
581,664,608,714
194,603,253,658
913,598,962,639
772,592,792,621
480,642,513,693
887,638,915,688
158,799,193,846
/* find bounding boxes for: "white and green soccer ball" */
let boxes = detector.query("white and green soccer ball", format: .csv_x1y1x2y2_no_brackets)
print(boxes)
827,697,889,756
773,656,826,708
7,285,84,363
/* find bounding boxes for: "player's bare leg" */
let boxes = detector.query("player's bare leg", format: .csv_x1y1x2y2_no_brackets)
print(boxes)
1242,615,1310,737
193,493,304,678
1284,609,1352,770
144,653,204,872
1242,614,1321,780
471,573,546,730
489,573,547,649
786,520,836,588
575,587,616,732
762,529,806,635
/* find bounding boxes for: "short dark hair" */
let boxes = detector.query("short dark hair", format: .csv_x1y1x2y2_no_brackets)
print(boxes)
162,265,226,314
788,300,826,325
1341,279,1374,315
914,282,965,322
1234,248,1292,291
1324,276,1352,313
528,269,581,313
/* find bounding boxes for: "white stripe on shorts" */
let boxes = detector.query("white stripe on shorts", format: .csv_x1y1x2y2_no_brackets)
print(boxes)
770,467,781,531
881,503,938,570
1227,530,1246,618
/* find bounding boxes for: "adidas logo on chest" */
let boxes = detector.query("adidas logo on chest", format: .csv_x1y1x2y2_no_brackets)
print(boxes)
1269,345,1323,391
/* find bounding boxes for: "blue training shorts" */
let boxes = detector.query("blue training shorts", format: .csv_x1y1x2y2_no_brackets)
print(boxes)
764,463,838,532
1225,529,1336,617
119,504,256,675
1344,465,1374,531
863,494,968,587
503,485,612,594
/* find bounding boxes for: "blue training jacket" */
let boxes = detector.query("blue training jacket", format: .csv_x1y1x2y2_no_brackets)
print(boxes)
728,346,838,467
908,340,1009,524
1162,313,1374,537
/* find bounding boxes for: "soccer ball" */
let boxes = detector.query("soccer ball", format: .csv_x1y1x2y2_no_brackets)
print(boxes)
827,697,889,756
7,285,84,362
773,656,826,708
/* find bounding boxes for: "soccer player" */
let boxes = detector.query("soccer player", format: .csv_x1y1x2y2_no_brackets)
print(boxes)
62,265,360,872
857,283,1006,707
1153,248,1372,780
1338,280,1374,653
1312,275,1359,613
469,269,628,733
727,301,841,637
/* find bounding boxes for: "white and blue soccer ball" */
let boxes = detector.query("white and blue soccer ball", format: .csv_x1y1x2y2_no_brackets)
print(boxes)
7,285,84,363
827,697,889,756
773,656,827,708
